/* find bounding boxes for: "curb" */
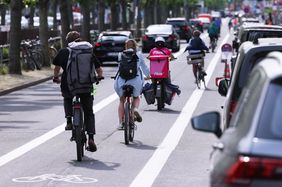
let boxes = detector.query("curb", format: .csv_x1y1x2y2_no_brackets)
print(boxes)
0,76,53,96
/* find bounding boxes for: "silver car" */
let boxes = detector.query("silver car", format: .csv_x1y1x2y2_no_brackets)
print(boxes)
192,51,282,187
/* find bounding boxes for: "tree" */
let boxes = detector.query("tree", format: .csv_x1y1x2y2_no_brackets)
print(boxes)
80,0,91,42
98,0,105,32
0,3,7,25
59,0,70,47
109,0,118,30
38,0,50,67
9,0,24,74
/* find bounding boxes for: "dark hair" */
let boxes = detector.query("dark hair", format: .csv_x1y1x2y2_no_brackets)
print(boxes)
66,31,80,43
193,30,201,37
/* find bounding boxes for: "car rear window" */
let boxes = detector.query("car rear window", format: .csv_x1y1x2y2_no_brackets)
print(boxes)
256,80,282,140
101,35,128,41
235,51,269,99
247,31,282,42
166,21,186,26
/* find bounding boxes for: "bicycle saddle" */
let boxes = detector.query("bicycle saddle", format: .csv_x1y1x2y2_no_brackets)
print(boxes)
122,85,134,97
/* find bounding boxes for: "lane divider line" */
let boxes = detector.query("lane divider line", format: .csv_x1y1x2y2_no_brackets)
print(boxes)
0,93,119,167
130,34,230,187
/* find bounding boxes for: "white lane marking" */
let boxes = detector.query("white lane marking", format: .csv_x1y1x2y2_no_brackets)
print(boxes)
0,93,119,167
130,34,230,187
12,174,98,183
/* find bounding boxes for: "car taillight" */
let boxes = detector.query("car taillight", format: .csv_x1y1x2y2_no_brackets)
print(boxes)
182,26,189,31
142,35,148,41
95,42,101,47
225,156,282,185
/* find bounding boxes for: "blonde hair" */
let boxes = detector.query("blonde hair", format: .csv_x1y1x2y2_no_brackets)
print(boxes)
125,39,138,51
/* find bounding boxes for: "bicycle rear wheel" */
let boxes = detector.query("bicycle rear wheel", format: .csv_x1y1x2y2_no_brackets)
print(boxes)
129,122,135,142
124,102,130,145
73,108,83,161
31,51,43,70
196,70,201,89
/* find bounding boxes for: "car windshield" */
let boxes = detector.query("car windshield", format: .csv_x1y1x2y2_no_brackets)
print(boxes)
146,25,172,34
256,80,282,140
101,35,128,41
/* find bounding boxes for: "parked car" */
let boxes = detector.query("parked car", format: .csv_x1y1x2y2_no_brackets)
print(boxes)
198,13,212,22
165,17,193,42
188,18,203,32
219,38,282,129
142,24,180,53
93,31,133,63
192,51,282,187
232,24,282,52
197,17,211,30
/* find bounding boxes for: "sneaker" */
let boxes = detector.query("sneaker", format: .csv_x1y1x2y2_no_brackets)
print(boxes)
65,122,73,131
117,123,124,130
134,110,142,122
203,71,207,76
86,139,97,152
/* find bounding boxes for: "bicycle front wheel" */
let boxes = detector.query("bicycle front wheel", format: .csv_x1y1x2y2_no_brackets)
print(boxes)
124,102,130,145
73,108,83,161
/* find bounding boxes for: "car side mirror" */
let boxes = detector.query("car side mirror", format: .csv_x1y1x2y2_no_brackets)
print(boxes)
218,79,229,96
191,112,222,138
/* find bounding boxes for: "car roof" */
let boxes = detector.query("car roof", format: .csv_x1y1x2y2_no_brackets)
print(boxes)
241,24,282,30
166,17,186,21
240,38,282,54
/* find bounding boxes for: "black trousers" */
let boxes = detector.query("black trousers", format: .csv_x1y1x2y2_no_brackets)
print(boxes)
63,92,96,135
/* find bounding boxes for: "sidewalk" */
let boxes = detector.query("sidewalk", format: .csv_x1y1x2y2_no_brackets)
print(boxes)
0,67,54,96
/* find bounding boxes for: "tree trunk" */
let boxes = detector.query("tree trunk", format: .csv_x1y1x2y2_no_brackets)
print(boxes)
60,0,70,48
81,0,91,42
39,0,50,67
52,0,59,30
110,1,118,30
136,0,142,38
67,0,73,28
121,0,127,30
9,0,23,74
28,6,35,28
98,0,105,32
0,4,7,25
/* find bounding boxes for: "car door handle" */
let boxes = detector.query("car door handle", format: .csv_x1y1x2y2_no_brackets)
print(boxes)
212,142,224,151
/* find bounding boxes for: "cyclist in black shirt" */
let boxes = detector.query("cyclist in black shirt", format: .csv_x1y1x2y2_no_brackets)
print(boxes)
52,31,103,152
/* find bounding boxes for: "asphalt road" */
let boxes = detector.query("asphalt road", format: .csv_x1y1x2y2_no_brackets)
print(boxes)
0,19,233,187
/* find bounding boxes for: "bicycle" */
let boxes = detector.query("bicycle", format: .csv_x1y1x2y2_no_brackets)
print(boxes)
70,77,104,161
121,84,136,145
20,41,43,71
210,37,217,53
48,37,60,62
187,52,207,89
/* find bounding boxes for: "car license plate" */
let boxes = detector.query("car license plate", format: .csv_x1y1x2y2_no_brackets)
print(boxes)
108,52,118,56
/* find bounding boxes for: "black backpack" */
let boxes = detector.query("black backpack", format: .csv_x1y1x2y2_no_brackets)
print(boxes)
66,41,97,95
118,50,138,80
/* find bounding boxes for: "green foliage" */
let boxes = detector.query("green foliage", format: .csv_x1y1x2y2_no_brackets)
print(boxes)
2,47,9,59
23,0,37,7
0,64,8,75
204,0,227,10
